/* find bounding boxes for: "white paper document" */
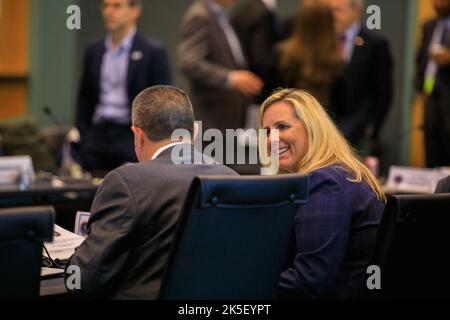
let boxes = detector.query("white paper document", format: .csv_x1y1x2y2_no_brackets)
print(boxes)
41,267,65,277
44,224,85,261
385,166,450,194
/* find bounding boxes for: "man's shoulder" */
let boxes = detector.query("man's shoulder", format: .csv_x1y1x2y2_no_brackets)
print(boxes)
232,0,266,21
183,0,210,21
84,37,106,54
112,159,238,182
424,18,438,31
133,32,166,54
359,27,389,46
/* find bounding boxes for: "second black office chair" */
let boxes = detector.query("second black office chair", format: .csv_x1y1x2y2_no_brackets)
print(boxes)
371,194,450,299
0,206,54,299
159,174,309,300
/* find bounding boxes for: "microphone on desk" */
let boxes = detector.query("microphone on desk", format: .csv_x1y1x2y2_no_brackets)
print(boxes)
43,105,61,127
42,105,84,178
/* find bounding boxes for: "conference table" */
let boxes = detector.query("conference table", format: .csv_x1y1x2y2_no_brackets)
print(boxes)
0,176,100,298
40,272,67,297
0,176,99,230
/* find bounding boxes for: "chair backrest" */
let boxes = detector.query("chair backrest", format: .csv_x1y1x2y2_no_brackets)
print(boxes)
0,206,54,299
435,176,450,193
159,174,309,300
371,194,450,299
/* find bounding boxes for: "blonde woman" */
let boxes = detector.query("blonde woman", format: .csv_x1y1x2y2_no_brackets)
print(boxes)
260,88,385,299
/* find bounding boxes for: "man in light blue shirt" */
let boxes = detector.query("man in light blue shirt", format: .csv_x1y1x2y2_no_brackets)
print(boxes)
76,0,171,174
92,28,137,126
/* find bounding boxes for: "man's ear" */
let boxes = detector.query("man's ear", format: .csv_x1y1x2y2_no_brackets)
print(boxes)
353,2,364,18
193,122,199,143
133,5,142,20
131,126,145,147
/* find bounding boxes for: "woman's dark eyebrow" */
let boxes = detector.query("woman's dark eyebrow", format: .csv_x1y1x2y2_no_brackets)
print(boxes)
274,121,288,126
262,120,288,129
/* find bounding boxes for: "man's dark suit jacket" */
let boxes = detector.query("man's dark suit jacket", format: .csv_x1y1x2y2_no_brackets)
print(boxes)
66,145,237,299
416,19,450,94
231,0,280,103
416,19,450,167
178,0,249,132
279,165,384,299
76,32,171,136
337,27,393,144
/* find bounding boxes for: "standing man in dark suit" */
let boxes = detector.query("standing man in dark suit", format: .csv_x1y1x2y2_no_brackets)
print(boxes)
327,0,393,154
76,0,171,173
66,86,238,299
231,0,281,104
416,0,450,168
178,0,263,134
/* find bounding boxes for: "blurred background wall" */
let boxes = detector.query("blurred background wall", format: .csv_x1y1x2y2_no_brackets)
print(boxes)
0,0,436,174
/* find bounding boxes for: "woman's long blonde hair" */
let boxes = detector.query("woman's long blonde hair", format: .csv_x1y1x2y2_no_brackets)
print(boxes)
259,88,386,202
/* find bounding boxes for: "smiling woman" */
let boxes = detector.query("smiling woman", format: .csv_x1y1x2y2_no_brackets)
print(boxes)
259,88,386,299
261,101,309,173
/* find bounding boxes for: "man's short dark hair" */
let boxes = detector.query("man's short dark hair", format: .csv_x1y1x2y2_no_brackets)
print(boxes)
100,0,142,8
132,86,195,142
129,0,141,7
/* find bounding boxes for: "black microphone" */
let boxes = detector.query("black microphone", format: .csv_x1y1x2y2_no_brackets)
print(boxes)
43,105,61,127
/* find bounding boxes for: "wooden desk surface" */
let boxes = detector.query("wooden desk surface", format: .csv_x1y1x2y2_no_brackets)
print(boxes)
40,275,68,297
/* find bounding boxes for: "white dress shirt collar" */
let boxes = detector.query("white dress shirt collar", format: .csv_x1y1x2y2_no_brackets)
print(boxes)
344,22,362,42
260,0,277,12
342,22,362,61
206,0,227,16
151,142,188,160
105,27,137,53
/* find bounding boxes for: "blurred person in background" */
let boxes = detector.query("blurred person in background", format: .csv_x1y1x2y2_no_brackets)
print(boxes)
231,0,282,104
416,0,450,168
327,0,393,157
276,1,347,120
76,0,171,174
178,0,263,134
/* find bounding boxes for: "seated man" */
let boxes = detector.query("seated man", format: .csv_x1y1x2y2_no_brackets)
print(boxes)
65,85,237,299
435,176,450,193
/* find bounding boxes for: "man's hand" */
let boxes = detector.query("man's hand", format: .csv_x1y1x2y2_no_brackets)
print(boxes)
229,71,263,97
430,46,450,66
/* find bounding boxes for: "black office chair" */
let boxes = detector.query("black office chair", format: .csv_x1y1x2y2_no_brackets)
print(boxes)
435,176,450,193
370,194,450,299
0,206,54,299
159,174,309,300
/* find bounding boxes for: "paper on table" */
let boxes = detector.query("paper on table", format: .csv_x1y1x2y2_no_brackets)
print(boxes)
41,267,64,277
44,224,85,261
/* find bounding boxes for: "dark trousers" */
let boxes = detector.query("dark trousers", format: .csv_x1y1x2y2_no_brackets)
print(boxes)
424,90,450,168
80,122,137,174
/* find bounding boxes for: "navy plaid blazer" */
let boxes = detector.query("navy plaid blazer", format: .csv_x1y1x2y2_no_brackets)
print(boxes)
279,165,384,299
